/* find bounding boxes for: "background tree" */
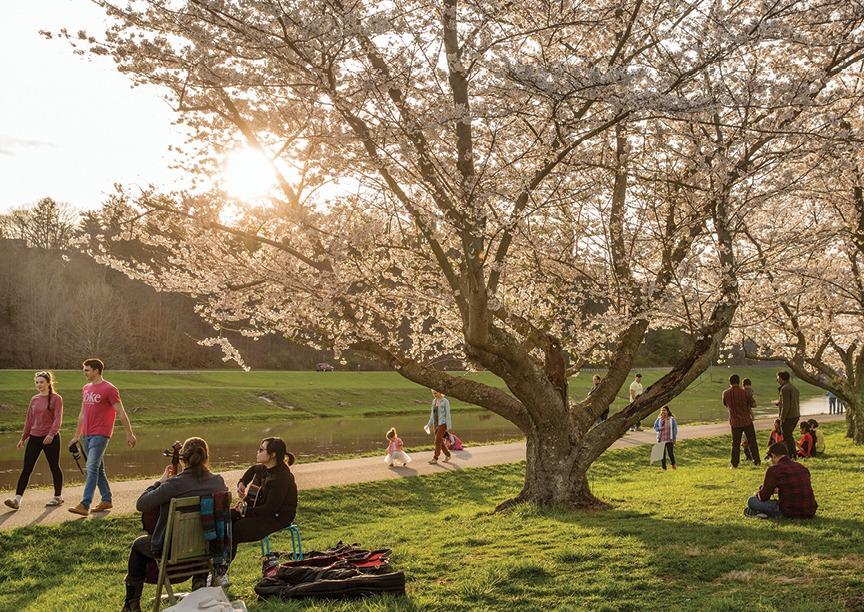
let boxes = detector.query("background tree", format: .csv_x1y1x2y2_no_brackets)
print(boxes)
738,112,864,443
59,0,864,508
0,197,76,250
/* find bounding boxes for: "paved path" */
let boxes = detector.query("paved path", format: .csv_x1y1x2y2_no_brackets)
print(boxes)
0,412,843,532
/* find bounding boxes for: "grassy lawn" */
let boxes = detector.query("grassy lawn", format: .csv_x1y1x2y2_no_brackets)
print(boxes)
1,423,861,611
0,367,824,432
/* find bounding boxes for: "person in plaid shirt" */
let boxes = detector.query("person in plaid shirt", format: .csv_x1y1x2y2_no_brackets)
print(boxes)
744,442,817,519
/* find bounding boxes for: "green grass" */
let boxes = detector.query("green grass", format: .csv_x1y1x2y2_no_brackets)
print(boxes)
0,367,823,432
1,423,861,611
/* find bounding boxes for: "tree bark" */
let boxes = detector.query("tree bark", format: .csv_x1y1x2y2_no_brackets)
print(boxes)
496,423,607,511
846,397,864,443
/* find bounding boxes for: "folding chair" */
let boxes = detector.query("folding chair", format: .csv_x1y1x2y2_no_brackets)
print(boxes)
260,523,303,559
152,496,213,611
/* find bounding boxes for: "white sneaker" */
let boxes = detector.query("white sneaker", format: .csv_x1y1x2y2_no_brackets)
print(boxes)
45,496,64,507
216,573,231,589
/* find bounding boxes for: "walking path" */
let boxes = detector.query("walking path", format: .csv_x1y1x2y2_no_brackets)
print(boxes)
0,412,844,532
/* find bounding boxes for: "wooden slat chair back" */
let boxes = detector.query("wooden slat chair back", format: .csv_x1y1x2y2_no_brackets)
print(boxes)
152,496,213,611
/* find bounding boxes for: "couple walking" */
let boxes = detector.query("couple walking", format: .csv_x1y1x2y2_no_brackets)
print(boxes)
5,359,136,515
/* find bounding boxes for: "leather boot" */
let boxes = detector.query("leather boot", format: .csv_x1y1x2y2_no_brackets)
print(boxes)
191,572,209,590
121,580,144,612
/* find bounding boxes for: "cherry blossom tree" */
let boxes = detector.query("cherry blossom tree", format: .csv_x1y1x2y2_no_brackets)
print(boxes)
60,0,864,507
737,111,864,443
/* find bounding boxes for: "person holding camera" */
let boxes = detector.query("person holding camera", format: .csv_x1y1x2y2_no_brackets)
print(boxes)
69,358,137,516
4,371,64,510
232,437,298,560
122,437,227,612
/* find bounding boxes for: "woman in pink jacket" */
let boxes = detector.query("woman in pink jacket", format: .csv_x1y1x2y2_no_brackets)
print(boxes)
4,371,64,509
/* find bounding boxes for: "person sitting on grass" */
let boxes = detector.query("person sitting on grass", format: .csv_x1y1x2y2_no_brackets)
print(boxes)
232,437,298,562
797,421,814,458
807,419,823,455
768,418,784,446
123,437,227,612
744,442,817,519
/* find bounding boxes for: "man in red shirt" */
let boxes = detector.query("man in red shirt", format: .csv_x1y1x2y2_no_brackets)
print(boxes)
744,442,817,518
68,358,137,516
722,374,760,468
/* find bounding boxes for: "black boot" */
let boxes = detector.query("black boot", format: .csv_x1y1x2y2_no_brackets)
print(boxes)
122,580,143,612
191,572,209,590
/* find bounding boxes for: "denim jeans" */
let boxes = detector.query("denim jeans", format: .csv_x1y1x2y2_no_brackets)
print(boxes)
82,435,112,507
747,495,782,517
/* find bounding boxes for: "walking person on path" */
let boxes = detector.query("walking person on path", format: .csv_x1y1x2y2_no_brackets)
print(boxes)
723,374,760,468
4,371,64,510
652,405,678,470
629,373,644,431
426,390,452,464
69,358,137,516
774,371,800,460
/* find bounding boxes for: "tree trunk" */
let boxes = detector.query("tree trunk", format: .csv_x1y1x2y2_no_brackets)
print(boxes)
496,425,608,511
846,398,864,444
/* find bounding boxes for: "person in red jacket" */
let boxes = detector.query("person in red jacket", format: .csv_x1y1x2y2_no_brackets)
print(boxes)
768,419,784,446
797,422,814,458
744,442,817,519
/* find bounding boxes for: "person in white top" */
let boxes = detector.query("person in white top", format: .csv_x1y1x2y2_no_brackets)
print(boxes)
629,373,644,431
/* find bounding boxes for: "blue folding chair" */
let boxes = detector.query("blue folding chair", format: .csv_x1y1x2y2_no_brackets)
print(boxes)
260,523,303,559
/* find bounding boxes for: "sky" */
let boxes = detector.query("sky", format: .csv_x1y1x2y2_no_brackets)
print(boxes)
0,1,185,213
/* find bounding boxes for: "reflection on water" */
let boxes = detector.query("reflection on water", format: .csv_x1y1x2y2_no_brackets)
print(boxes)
0,412,520,490
0,397,830,491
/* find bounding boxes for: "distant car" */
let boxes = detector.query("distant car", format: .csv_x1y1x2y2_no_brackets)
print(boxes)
315,362,335,372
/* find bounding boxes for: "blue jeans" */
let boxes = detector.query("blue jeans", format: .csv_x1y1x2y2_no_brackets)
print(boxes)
82,435,112,507
747,495,782,518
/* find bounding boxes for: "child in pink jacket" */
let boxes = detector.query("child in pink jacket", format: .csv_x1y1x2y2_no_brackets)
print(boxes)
384,427,411,467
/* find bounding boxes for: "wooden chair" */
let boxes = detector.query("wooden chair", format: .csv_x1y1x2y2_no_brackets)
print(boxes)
152,496,213,611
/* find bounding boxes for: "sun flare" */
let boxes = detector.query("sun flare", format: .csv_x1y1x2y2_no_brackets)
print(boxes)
222,147,278,201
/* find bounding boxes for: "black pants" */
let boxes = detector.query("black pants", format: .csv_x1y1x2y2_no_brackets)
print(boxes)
231,509,291,559
16,434,62,496
731,424,760,467
781,417,799,459
127,534,157,583
661,442,675,469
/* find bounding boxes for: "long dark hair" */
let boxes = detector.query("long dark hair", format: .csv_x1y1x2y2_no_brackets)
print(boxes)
35,371,56,414
262,437,295,466
181,437,211,479
806,419,818,449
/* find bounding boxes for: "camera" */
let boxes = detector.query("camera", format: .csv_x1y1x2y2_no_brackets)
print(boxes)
68,441,83,461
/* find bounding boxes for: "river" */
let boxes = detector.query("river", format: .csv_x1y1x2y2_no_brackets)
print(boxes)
0,397,832,491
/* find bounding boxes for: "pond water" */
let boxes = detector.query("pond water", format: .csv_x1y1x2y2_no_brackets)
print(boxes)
0,397,830,491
